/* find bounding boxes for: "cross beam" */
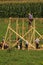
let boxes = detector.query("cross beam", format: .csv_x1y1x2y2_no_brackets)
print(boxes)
9,27,35,48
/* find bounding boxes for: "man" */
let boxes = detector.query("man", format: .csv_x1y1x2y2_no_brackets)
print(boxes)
35,38,40,49
25,40,28,49
28,13,33,26
19,38,22,49
4,43,9,49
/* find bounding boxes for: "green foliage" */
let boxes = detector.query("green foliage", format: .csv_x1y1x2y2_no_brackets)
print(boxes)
0,3,43,18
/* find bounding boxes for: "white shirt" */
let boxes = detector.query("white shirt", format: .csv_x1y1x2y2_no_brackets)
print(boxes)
35,38,40,44
25,41,28,45
29,14,33,19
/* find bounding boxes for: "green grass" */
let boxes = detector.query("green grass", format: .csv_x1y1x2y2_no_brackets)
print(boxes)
0,49,43,65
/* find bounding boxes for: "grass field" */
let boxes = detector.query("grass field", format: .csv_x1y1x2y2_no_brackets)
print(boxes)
0,48,43,65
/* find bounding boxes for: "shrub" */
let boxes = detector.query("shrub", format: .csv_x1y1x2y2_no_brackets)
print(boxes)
0,3,43,18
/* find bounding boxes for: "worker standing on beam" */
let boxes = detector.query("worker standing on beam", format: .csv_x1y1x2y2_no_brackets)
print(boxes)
28,13,33,27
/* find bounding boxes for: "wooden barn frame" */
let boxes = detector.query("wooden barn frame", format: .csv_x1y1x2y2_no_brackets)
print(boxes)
3,18,43,50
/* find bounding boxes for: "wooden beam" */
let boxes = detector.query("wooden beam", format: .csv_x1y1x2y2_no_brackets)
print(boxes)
23,27,33,37
16,18,18,39
2,18,11,50
33,19,35,45
35,30,43,39
9,27,35,48
4,22,9,42
9,27,27,42
22,18,25,47
22,18,24,37
30,31,34,43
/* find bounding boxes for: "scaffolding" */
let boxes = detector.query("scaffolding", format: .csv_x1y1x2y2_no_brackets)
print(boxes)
3,18,43,50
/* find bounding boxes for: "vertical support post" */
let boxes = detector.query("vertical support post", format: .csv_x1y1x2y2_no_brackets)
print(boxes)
16,18,18,40
22,18,24,48
22,18,24,37
4,17,11,43
3,17,11,50
2,17,11,50
30,29,34,44
33,19,35,46
8,17,12,45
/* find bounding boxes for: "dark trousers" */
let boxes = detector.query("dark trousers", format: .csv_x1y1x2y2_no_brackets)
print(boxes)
25,44,28,49
20,43,22,49
29,19,33,25
4,45,9,49
36,43,39,49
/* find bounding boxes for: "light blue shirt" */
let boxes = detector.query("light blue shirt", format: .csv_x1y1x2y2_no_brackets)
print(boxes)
29,14,33,19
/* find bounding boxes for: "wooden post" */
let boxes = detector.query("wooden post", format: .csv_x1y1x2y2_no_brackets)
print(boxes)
2,18,11,50
30,31,34,44
33,19,35,46
22,18,25,48
4,21,10,43
9,17,12,43
4,17,11,42
3,17,12,50
16,18,18,40
22,18,24,37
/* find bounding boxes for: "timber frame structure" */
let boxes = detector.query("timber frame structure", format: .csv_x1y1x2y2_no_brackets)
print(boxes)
3,18,43,49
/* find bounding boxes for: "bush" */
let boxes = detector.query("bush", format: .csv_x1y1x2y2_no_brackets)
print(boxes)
0,3,43,18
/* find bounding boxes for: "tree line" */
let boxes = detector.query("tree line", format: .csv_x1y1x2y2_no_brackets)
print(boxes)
0,3,43,18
